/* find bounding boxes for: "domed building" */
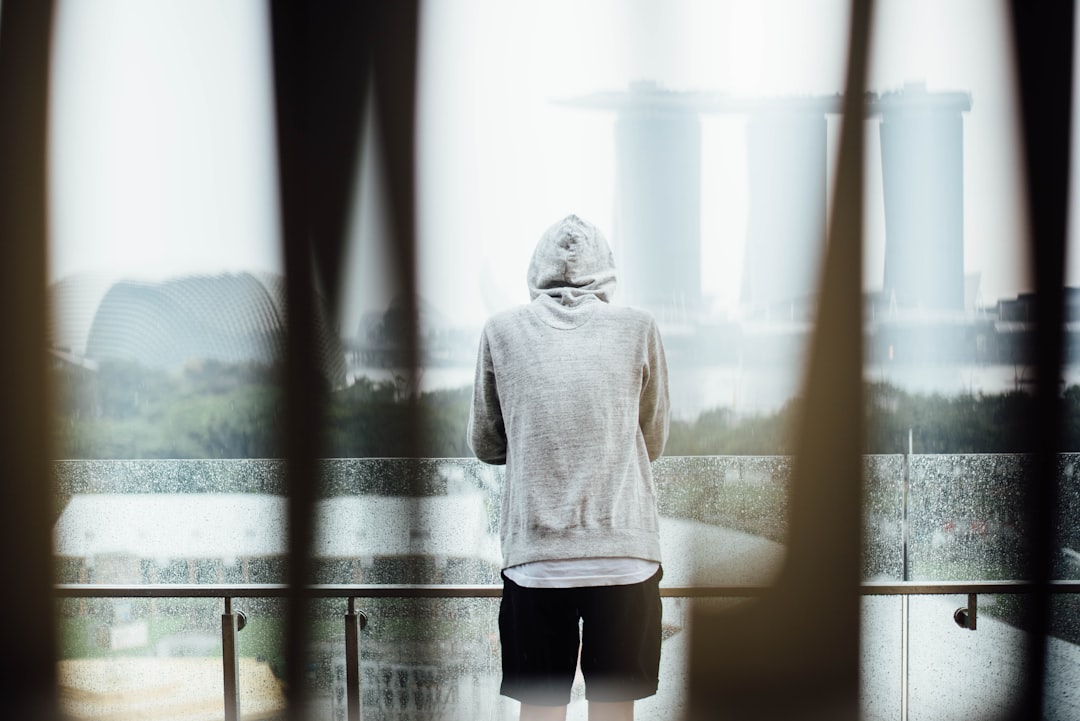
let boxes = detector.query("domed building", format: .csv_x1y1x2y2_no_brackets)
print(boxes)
49,272,345,384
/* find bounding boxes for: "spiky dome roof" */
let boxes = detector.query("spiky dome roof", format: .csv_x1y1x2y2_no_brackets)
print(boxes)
49,272,345,384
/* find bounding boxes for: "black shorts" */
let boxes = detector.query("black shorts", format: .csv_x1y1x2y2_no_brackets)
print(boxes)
498,566,663,706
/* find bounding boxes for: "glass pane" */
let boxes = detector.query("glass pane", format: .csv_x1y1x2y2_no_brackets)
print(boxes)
1048,595,1080,719
908,454,1028,582
348,597,506,721
314,457,794,588
47,0,291,588
57,596,287,719
47,0,291,461
654,456,788,586
864,454,906,581
54,461,287,586
1052,457,1080,720
311,456,781,719
906,595,1028,721
869,593,1078,721
48,1,293,714
905,456,1080,719
315,459,503,586
1059,456,1080,583
860,595,904,721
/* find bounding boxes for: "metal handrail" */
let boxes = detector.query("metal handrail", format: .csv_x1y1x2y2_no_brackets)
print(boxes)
55,580,1080,721
53,579,1080,598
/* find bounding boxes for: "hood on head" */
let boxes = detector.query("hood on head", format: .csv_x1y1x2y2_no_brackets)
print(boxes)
527,215,616,305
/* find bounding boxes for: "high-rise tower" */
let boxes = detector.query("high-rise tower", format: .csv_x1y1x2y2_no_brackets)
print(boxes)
876,83,972,312
563,82,703,318
562,84,841,321
740,99,837,319
614,101,702,316
562,82,971,321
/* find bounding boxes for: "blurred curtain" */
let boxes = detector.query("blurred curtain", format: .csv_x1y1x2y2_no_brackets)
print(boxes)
0,1,59,719
268,1,421,714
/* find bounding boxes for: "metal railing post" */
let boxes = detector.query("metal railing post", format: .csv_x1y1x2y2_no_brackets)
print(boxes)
345,597,368,721
222,596,242,721
902,438,911,721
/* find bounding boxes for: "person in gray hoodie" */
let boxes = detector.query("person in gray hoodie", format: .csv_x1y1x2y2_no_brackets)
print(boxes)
468,214,670,721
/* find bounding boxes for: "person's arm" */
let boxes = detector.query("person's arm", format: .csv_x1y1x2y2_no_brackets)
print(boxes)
467,328,508,464
639,320,670,461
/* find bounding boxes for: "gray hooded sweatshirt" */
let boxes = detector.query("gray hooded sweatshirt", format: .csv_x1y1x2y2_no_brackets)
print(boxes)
468,215,670,569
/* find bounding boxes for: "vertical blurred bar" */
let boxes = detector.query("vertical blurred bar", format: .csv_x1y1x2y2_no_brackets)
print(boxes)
688,1,872,718
269,2,419,716
0,2,59,719
369,1,422,451
1008,4,1073,720
269,3,348,715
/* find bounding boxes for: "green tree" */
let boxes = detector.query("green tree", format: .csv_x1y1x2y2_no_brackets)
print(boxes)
55,356,1080,460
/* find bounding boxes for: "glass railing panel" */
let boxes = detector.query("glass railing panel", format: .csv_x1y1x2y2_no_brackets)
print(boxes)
56,595,288,719
1050,456,1080,719
52,456,911,590
53,455,1080,719
860,595,904,721
298,597,354,721
311,457,781,719
905,454,1080,720
654,596,747,721
314,458,503,586
314,456,794,589
339,597,507,721
861,456,906,721
906,594,1031,721
54,460,287,586
864,454,906,581
908,453,1030,583
54,460,291,719
1047,595,1080,720
236,597,289,719
1057,455,1080,583
654,455,789,586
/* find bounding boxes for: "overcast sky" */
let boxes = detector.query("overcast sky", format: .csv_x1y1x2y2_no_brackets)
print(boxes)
47,0,1059,334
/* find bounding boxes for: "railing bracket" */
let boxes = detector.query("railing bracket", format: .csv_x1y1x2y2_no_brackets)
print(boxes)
953,593,978,630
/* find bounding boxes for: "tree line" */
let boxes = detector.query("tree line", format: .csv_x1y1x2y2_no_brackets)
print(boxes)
51,358,1080,459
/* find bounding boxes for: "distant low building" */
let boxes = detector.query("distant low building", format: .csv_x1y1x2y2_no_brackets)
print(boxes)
49,272,346,384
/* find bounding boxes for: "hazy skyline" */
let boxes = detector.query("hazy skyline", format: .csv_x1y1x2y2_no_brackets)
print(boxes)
47,0,1064,336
